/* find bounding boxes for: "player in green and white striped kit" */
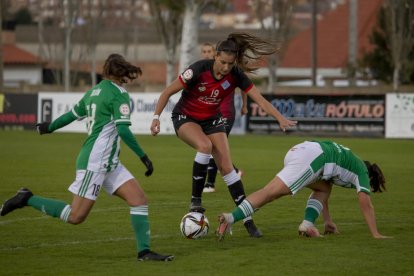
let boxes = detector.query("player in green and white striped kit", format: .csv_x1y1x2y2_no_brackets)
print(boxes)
0,54,174,261
217,140,391,240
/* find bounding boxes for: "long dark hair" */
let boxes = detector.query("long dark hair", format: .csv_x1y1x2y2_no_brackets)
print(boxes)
102,53,142,83
215,32,279,72
364,161,386,193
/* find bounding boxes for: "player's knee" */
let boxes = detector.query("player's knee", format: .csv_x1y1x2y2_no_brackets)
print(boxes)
68,212,88,225
196,142,212,153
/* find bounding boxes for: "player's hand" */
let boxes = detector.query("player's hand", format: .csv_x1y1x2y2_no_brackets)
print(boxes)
140,154,153,177
36,122,51,135
324,221,339,235
278,117,297,132
150,119,160,136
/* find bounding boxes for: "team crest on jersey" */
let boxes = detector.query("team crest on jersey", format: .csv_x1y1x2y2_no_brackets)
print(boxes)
119,104,130,115
182,69,193,81
221,80,230,90
198,86,206,92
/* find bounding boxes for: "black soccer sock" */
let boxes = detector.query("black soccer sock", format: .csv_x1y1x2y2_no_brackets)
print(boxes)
192,161,208,199
206,158,218,185
228,180,246,206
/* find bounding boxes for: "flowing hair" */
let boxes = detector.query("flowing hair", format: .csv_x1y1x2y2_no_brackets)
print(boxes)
364,161,386,193
102,53,142,83
215,32,279,72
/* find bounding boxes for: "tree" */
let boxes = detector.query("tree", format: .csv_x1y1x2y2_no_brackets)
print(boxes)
63,0,79,92
148,0,184,85
361,3,414,86
385,0,414,91
251,0,295,93
178,0,225,73
178,0,202,73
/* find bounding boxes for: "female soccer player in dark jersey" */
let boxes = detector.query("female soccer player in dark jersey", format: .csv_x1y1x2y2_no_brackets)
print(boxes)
200,42,247,193
151,32,297,238
0,54,173,262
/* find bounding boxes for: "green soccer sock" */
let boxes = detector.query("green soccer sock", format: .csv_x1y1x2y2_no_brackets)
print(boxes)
304,198,323,223
231,200,255,223
28,195,69,219
130,206,150,252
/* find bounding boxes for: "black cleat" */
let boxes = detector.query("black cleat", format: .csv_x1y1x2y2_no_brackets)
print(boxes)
137,249,174,262
189,202,206,214
188,197,206,213
244,219,263,238
0,188,33,216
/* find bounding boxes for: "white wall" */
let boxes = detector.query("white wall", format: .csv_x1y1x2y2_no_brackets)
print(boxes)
4,65,43,87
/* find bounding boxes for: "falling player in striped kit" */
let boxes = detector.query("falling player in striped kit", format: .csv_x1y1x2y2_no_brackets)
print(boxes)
0,54,174,262
216,140,392,240
150,32,297,238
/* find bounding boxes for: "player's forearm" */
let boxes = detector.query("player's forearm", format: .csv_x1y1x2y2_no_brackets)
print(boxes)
48,111,77,132
358,193,381,237
117,124,145,158
154,78,182,116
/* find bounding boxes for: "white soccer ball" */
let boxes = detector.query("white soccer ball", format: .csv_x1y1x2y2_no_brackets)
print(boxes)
180,212,210,239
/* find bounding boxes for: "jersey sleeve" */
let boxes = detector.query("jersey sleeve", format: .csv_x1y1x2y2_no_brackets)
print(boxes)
71,95,87,119
178,60,205,90
234,67,253,93
112,91,132,126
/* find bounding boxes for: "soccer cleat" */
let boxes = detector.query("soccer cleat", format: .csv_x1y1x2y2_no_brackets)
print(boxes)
137,249,174,262
298,221,323,237
203,183,216,193
189,199,206,213
0,188,33,216
216,213,233,241
244,219,263,238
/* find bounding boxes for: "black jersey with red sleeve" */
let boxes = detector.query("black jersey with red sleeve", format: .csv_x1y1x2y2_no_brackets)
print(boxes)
174,59,253,120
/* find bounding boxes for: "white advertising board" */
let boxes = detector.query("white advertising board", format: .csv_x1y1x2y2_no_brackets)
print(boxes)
385,93,414,138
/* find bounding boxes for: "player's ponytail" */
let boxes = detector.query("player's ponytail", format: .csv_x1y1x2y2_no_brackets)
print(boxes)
103,53,142,83
216,32,279,73
364,161,386,193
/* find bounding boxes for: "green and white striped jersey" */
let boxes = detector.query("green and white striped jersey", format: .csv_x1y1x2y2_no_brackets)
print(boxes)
71,80,131,172
313,141,371,194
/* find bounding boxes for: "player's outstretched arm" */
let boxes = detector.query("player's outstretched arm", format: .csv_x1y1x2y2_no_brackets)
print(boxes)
36,111,77,135
358,192,392,239
151,78,184,136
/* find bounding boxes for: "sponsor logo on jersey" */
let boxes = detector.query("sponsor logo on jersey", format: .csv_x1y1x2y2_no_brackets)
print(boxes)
221,80,230,90
91,89,101,96
182,69,193,81
119,104,130,115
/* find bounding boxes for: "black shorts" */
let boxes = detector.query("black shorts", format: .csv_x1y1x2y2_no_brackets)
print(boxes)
172,112,226,135
223,117,235,136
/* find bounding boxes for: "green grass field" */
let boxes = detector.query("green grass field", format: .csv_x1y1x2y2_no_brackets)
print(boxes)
0,131,413,275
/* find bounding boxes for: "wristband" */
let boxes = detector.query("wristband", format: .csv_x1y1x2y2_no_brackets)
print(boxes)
153,115,160,120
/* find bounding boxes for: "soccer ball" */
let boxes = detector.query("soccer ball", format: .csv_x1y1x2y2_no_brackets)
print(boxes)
180,212,210,239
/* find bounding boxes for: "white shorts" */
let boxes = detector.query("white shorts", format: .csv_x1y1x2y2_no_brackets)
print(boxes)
277,141,324,195
68,163,134,200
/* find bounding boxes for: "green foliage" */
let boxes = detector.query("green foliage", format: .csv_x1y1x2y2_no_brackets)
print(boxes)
0,131,413,275
361,7,414,84
14,8,33,25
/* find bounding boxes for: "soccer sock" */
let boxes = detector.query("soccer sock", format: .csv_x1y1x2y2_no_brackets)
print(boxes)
191,152,210,201
206,157,218,186
130,205,150,252
304,198,323,224
28,195,70,221
231,200,255,223
223,170,252,222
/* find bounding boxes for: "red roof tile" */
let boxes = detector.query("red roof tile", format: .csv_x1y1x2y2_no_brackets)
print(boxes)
281,0,384,68
3,44,41,65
